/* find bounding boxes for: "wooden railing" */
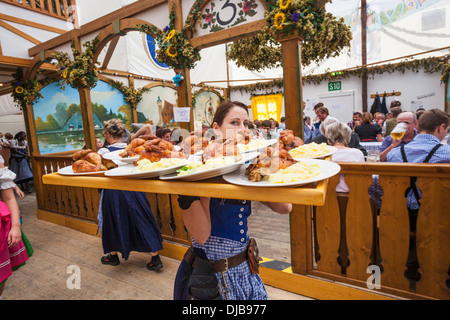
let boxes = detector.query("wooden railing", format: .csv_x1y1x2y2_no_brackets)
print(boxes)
34,153,450,300
33,153,190,245
1,0,76,20
290,162,450,300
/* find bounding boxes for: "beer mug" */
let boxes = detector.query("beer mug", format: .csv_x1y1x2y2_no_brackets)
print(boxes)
366,150,380,162
390,122,408,140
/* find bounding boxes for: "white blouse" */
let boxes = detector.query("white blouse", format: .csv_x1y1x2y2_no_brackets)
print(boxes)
0,167,17,190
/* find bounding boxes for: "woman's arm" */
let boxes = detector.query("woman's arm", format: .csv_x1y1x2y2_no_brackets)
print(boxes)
181,197,211,244
2,188,22,248
260,202,292,214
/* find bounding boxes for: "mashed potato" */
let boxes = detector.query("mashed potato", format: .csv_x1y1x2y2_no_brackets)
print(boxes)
237,139,269,153
132,158,187,173
268,162,320,184
288,143,331,159
177,156,238,176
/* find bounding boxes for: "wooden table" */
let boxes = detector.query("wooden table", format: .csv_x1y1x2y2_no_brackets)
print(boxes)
42,173,329,206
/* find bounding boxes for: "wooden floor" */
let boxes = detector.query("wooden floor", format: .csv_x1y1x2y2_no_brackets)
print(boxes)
1,189,310,300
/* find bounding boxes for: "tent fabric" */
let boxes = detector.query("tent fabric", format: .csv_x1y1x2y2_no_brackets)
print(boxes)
0,95,21,116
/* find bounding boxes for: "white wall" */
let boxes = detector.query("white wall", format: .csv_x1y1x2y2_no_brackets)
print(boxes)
229,67,446,124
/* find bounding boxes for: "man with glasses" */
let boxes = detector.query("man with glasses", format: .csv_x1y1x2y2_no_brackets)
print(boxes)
379,111,417,162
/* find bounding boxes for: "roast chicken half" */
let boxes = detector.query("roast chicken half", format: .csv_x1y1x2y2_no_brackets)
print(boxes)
72,149,117,173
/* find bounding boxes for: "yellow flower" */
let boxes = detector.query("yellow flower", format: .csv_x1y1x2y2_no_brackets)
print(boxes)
70,71,75,78
274,12,285,30
167,29,176,40
63,69,68,78
133,90,137,95
279,0,290,10
166,45,178,58
15,86,24,94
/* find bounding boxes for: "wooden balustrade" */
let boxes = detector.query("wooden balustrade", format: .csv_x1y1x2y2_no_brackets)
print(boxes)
290,162,450,300
36,153,450,300
1,0,75,20
33,153,190,245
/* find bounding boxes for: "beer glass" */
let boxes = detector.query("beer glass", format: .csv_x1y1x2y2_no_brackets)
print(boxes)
390,122,408,140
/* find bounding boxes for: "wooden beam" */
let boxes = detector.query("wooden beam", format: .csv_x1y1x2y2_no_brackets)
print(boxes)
0,13,67,34
190,19,266,50
28,0,167,57
101,36,120,70
0,20,41,45
0,55,32,67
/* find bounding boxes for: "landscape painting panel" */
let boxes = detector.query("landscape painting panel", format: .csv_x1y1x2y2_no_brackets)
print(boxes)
33,80,128,154
136,85,178,131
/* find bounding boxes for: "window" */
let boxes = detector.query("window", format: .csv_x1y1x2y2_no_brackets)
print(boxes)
251,94,283,121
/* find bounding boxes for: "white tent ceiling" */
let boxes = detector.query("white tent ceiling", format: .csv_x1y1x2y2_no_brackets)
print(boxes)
1,0,449,116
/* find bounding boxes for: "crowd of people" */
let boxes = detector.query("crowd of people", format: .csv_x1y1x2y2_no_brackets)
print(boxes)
1,98,449,301
0,131,33,194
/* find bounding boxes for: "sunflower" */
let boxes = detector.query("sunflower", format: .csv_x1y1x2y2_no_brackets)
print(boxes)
274,12,286,30
167,29,176,40
132,90,137,95
63,69,68,78
15,86,24,94
166,45,178,58
279,0,290,10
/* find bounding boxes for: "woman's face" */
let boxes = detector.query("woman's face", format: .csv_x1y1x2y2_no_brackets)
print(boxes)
213,106,248,140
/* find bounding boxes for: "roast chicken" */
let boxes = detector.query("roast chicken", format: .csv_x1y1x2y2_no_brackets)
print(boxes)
134,137,184,164
201,136,241,163
245,130,303,182
179,130,209,157
72,149,117,173
278,129,304,151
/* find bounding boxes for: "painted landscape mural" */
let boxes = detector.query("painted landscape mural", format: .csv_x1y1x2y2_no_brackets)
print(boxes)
33,80,128,154
136,85,178,129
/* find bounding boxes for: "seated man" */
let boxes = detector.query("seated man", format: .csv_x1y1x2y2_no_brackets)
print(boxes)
387,109,450,164
386,109,450,283
379,111,417,162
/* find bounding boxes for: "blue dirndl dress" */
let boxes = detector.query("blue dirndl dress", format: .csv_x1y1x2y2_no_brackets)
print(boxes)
174,198,268,300
98,145,163,260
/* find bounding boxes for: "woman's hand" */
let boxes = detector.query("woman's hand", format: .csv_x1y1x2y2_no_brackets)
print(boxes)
8,225,22,248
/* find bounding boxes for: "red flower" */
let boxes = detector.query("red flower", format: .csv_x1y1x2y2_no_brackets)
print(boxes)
243,1,252,13
205,13,213,23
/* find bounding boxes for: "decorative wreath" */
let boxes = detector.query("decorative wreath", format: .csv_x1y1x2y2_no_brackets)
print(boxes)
54,37,100,89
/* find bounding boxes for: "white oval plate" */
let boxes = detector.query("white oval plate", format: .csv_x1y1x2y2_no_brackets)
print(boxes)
222,158,341,188
289,145,338,160
237,138,278,154
104,159,189,179
159,152,259,181
57,165,107,176
102,150,138,164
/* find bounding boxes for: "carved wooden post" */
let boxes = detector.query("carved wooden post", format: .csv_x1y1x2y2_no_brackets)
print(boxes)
277,33,304,140
78,87,96,150
171,0,192,132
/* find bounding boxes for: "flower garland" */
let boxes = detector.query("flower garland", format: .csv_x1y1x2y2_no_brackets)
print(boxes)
136,6,201,70
11,68,56,109
109,80,151,106
54,37,100,89
441,63,450,84
228,0,353,72
230,56,447,93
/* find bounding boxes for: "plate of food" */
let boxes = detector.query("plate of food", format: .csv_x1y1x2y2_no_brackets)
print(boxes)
57,165,107,176
237,139,278,154
288,143,337,160
57,149,117,175
159,152,259,181
223,158,341,188
102,149,139,164
104,157,189,179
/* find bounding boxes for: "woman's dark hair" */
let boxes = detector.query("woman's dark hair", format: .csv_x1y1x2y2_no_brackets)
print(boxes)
212,100,248,127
